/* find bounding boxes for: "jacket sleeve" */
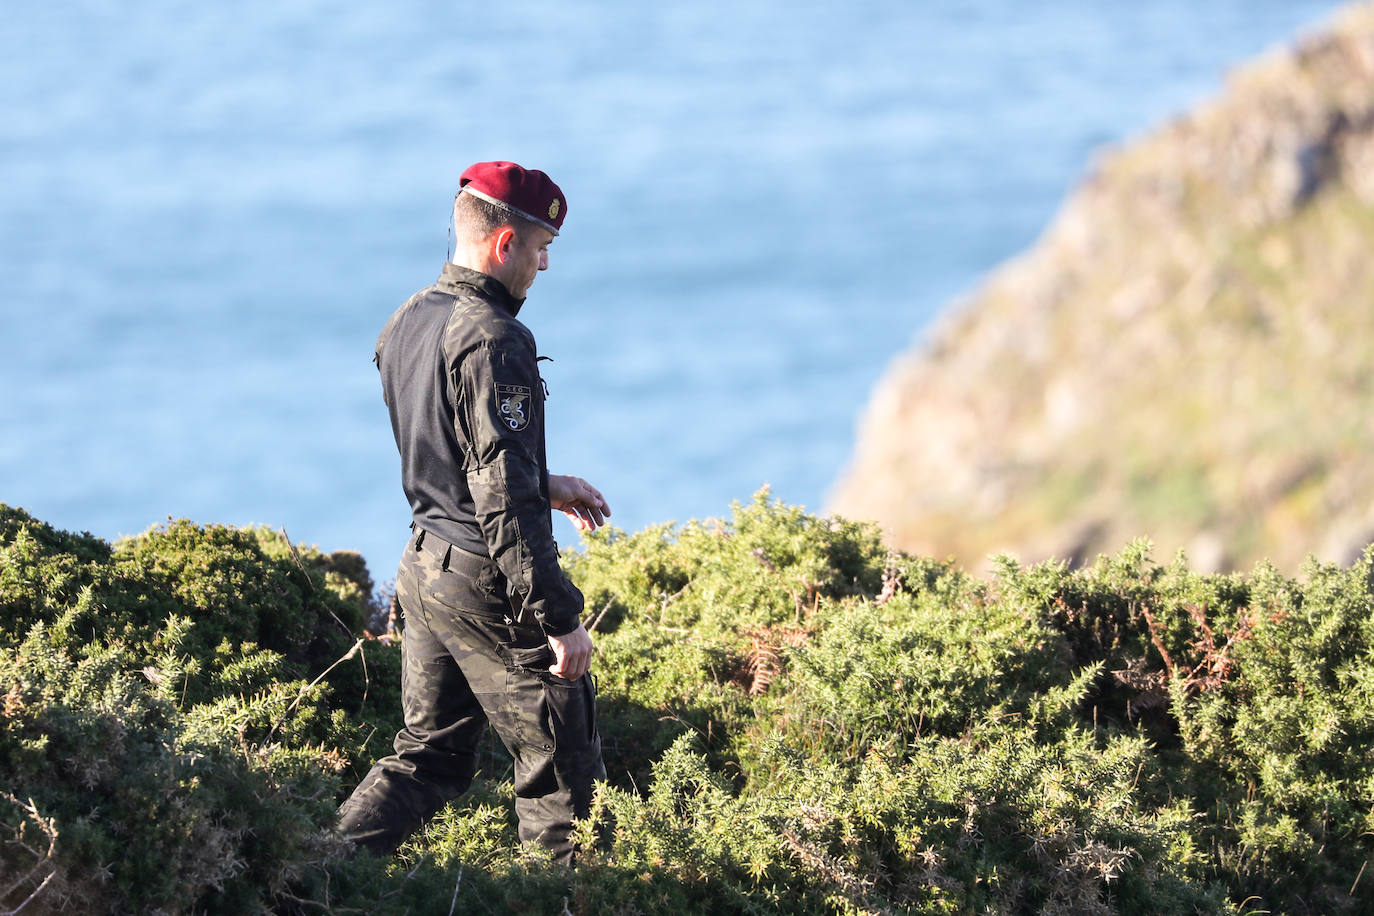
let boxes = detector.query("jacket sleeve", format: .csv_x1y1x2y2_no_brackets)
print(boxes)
453,340,584,635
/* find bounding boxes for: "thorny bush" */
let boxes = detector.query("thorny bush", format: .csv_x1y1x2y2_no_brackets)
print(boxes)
1,495,1371,914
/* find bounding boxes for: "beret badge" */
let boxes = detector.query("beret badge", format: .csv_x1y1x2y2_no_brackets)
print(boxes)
549,198,561,220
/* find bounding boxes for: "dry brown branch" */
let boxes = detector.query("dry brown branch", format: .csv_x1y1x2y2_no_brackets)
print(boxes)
447,866,464,916
275,891,365,914
1138,603,1176,677
1180,603,1252,692
781,828,875,903
1138,602,1252,701
280,527,316,594
2,793,58,916
655,582,692,623
793,576,821,622
876,551,903,605
262,638,364,745
382,589,401,641
585,597,615,634
364,582,399,641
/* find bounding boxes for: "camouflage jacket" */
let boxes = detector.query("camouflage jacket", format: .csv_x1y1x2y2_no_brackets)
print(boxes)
374,262,583,636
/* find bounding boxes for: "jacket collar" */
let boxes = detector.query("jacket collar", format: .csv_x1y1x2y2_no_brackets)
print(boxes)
436,262,525,316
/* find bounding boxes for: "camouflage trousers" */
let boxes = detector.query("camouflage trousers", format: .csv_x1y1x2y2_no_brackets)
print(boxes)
337,529,604,863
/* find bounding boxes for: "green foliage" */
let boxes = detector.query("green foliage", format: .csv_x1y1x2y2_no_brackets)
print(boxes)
0,504,396,913
566,490,887,636
3,495,1372,914
1168,550,1374,908
0,617,349,912
779,587,1069,755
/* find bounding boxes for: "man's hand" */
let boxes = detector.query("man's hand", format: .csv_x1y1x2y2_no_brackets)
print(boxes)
547,622,594,680
549,474,611,531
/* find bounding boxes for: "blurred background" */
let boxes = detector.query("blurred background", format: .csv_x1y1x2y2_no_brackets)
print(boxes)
0,0,1347,577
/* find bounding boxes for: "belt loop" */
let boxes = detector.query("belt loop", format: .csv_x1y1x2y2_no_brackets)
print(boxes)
441,544,452,572
414,528,426,551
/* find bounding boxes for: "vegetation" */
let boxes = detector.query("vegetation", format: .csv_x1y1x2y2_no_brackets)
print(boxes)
832,3,1374,575
2,494,1372,913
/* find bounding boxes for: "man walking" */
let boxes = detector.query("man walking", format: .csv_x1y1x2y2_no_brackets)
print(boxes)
338,161,610,863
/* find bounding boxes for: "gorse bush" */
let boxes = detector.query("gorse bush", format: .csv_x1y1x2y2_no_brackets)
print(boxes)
1,616,346,911
2,494,1371,914
0,506,396,913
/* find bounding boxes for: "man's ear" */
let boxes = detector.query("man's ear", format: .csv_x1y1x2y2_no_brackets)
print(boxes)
492,227,515,264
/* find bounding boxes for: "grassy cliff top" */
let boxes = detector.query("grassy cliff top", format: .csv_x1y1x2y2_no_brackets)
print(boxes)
832,2,1374,574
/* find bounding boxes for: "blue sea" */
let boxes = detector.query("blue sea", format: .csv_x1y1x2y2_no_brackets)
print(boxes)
0,0,1347,579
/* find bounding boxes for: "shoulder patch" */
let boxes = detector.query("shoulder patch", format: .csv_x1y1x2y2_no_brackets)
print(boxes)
496,383,533,431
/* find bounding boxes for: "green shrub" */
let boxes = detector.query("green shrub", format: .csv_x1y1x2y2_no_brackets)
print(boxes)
0,616,347,913
0,506,397,913
3,496,1372,914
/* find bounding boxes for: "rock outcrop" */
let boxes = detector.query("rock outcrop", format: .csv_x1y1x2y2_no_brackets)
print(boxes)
832,3,1374,573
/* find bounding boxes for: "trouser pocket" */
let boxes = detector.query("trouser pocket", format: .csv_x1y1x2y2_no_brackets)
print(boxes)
506,643,556,671
538,670,599,751
492,624,600,767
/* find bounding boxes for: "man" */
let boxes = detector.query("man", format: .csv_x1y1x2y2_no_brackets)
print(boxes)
338,161,610,864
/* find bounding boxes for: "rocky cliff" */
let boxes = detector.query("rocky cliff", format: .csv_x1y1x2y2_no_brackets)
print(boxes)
831,3,1374,573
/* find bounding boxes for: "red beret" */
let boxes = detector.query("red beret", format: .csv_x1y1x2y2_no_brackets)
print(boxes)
459,161,567,235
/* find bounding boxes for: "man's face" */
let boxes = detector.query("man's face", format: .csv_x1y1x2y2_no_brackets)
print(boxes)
498,225,554,299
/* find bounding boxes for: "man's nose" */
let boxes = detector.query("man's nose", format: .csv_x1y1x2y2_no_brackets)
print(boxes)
539,252,549,270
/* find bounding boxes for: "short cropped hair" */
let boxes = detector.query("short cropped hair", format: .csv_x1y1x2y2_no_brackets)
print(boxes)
452,189,537,243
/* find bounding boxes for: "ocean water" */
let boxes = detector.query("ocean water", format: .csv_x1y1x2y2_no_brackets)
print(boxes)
0,0,1347,578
